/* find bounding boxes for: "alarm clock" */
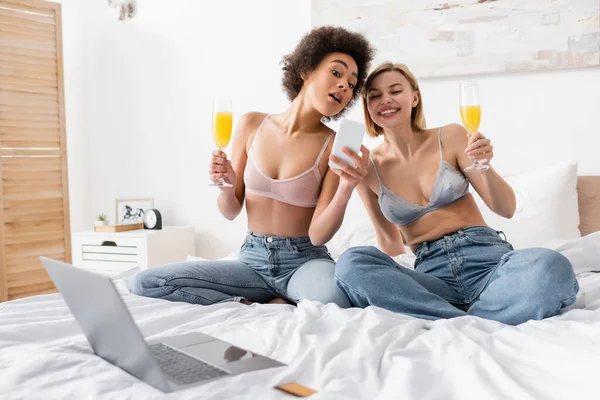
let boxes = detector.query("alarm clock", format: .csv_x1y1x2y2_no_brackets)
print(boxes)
143,209,162,230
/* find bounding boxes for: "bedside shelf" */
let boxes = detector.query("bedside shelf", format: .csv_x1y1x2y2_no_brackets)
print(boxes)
71,226,195,277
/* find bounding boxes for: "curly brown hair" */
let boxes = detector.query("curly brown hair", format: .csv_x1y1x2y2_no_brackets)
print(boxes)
281,26,375,119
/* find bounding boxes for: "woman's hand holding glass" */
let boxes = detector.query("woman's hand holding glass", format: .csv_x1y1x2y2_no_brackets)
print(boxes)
208,150,236,190
464,131,494,166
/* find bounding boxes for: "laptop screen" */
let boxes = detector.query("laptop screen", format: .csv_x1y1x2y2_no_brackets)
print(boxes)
40,257,171,392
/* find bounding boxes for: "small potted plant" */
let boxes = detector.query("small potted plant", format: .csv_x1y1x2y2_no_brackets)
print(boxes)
95,213,109,227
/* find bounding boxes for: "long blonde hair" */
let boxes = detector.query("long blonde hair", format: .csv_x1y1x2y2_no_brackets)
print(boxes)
362,62,426,138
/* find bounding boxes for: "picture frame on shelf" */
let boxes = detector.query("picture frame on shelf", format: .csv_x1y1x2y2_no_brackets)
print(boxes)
115,198,154,225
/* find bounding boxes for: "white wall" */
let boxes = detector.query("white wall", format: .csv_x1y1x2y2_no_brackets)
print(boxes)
58,1,600,258
59,0,311,257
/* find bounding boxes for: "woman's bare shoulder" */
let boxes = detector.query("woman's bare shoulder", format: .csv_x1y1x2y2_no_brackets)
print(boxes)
436,124,469,152
439,123,467,138
238,112,268,132
235,112,269,149
369,142,386,159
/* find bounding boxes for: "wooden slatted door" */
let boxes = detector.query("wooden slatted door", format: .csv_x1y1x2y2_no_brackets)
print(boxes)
0,0,70,301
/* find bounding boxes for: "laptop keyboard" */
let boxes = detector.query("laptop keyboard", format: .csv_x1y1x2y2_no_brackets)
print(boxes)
149,343,230,385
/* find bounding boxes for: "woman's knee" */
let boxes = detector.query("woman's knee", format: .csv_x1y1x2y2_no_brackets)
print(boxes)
288,259,352,308
518,248,578,309
129,269,161,296
335,246,382,281
129,261,206,297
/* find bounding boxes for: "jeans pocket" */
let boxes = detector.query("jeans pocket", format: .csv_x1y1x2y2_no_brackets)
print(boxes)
463,233,513,249
302,247,332,262
240,240,253,251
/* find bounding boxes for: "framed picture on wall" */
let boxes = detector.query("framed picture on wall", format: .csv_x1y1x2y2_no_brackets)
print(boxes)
115,198,154,225
311,0,600,78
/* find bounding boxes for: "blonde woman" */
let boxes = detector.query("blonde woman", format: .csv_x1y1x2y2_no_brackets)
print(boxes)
334,62,578,325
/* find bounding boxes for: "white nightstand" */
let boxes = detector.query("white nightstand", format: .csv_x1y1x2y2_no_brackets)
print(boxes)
71,226,195,277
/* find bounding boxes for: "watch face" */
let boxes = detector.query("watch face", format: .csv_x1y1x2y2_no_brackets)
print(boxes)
144,210,156,228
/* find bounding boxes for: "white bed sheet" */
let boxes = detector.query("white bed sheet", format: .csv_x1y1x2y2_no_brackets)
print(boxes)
1,272,600,400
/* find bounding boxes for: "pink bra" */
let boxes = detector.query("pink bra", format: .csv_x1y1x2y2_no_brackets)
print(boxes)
243,115,334,208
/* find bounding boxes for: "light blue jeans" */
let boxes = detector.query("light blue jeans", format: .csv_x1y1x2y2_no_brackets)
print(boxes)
130,232,351,308
335,226,579,325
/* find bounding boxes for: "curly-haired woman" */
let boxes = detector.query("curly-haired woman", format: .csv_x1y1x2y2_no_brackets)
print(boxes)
131,26,375,308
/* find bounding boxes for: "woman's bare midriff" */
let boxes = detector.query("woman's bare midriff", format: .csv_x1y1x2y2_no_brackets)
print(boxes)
401,194,488,252
246,194,316,238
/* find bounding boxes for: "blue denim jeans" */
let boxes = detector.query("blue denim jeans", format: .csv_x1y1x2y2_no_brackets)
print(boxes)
335,226,579,325
130,232,351,308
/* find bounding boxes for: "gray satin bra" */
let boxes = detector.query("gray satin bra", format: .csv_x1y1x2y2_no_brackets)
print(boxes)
371,127,470,226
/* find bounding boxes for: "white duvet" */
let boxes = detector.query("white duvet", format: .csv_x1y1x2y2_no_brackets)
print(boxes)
2,235,600,399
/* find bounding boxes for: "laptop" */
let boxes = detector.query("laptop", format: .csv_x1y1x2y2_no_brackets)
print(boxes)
40,257,285,393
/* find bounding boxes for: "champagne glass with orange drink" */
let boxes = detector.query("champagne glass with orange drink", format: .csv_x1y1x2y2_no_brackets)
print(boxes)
209,96,233,187
459,81,489,172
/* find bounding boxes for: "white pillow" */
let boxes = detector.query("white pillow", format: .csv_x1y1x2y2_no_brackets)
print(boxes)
471,161,580,249
547,231,600,276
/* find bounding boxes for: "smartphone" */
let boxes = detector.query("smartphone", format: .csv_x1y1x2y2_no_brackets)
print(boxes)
328,118,366,170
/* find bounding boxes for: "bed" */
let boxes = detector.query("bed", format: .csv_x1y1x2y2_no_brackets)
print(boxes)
1,166,599,399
